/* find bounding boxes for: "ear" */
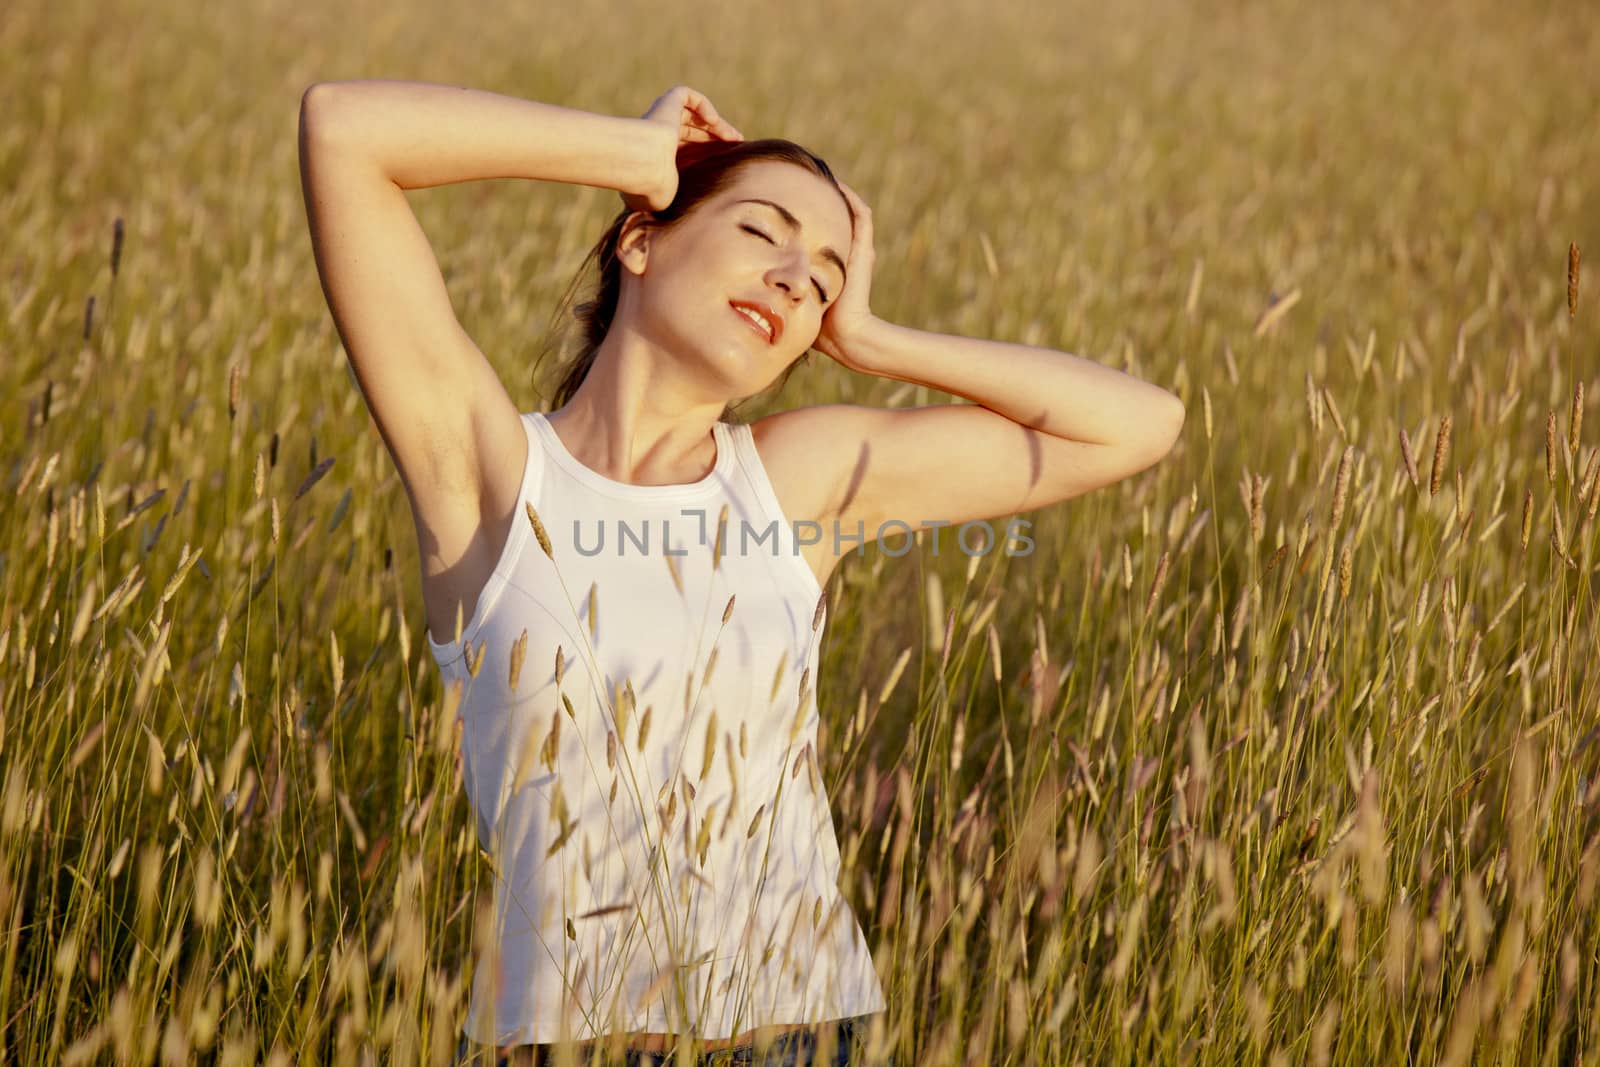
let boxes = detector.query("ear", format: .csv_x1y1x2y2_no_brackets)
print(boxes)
616,211,655,277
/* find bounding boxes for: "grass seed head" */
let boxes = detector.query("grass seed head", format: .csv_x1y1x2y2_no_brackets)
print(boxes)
1144,550,1171,617
712,503,728,569
1331,446,1354,527
508,629,528,691
525,503,553,559
1546,409,1558,485
1570,382,1584,458
1249,474,1266,541
1570,242,1581,318
701,712,718,780
1430,416,1451,497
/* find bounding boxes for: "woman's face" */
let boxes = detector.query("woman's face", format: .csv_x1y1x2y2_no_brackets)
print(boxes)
619,160,855,399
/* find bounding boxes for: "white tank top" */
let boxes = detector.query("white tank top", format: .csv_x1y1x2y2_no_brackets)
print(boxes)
426,410,886,1047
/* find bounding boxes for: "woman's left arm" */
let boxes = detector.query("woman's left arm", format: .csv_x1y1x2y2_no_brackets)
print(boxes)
761,182,1184,544
828,318,1185,451
815,182,1183,452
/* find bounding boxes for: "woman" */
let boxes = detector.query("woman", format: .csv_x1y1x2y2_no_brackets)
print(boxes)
298,81,1184,1065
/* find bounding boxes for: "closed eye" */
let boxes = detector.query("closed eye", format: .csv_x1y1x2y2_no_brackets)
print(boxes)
741,224,831,304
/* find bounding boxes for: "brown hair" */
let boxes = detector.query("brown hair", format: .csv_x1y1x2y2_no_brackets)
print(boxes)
541,139,851,422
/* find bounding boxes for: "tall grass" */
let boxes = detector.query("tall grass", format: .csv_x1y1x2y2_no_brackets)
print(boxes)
3,0,1598,1062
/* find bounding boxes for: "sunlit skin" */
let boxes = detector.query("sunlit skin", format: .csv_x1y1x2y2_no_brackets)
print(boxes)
543,159,855,493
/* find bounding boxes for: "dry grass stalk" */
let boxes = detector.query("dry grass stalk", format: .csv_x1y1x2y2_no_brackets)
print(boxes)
1399,428,1419,488
1186,258,1204,317
508,629,528,691
1249,474,1266,541
1331,446,1353,527
292,457,336,503
1430,417,1452,497
1570,382,1584,460
1144,551,1171,617
1580,450,1600,508
1253,288,1301,337
1546,410,1558,485
1570,242,1581,317
1323,388,1348,440
526,503,553,559
712,503,728,570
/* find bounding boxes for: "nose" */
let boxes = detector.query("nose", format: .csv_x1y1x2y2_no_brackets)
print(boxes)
764,253,808,304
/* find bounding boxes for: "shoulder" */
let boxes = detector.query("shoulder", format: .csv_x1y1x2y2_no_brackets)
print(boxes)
747,404,884,524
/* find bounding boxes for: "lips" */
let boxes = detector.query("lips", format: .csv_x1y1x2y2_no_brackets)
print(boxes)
729,300,784,346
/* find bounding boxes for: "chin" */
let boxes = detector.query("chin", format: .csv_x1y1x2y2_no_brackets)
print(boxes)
698,342,779,391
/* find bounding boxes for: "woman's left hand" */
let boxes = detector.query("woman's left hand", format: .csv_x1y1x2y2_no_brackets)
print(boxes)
812,181,881,372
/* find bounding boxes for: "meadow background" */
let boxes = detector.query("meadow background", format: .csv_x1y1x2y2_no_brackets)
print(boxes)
4,0,1599,1062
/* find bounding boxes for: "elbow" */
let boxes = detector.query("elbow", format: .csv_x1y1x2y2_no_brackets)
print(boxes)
1131,393,1185,468
299,83,345,144
1146,392,1186,458
299,85,325,142
300,82,329,118
1161,393,1186,449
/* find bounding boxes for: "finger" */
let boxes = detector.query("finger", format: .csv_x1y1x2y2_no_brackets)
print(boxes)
836,181,873,220
834,186,873,260
645,85,691,121
697,104,743,141
681,112,719,138
681,87,716,121
686,105,741,142
683,91,743,141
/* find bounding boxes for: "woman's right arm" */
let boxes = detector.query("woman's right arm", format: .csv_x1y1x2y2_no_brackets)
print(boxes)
296,81,678,589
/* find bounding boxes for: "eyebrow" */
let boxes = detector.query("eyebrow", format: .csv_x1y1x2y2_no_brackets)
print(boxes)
734,198,848,285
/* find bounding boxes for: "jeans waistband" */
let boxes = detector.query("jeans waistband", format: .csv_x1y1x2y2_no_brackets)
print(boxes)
454,1012,889,1067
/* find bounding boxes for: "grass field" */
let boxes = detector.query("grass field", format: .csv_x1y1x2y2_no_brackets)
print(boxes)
4,0,1599,1062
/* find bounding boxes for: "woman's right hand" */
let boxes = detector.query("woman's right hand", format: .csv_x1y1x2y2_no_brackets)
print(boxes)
625,86,743,213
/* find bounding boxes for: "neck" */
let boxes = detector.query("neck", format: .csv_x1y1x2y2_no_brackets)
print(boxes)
553,324,730,486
